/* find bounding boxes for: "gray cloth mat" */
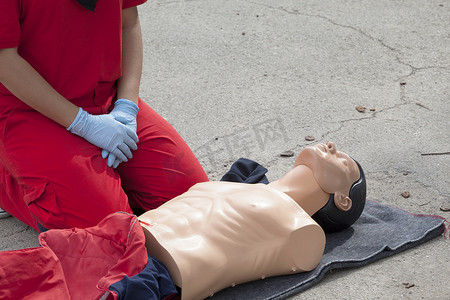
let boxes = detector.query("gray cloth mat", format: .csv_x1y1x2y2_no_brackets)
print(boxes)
212,200,445,300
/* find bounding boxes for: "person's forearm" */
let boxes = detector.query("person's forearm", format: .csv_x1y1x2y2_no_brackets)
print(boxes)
117,7,143,105
0,48,78,128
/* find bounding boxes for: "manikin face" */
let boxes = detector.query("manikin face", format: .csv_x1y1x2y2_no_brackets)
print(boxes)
294,142,360,198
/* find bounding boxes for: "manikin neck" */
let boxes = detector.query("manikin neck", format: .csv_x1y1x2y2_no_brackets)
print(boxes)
268,165,330,216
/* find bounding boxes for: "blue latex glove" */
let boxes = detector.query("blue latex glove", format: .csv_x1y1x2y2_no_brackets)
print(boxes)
67,107,138,163
101,99,139,168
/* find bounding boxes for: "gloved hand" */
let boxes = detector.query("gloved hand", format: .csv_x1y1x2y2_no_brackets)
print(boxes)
101,99,139,168
67,107,138,163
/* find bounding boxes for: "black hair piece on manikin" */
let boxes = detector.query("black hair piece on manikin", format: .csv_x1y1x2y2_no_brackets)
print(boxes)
312,159,366,233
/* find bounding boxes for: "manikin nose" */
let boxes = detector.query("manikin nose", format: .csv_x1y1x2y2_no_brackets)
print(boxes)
326,142,336,154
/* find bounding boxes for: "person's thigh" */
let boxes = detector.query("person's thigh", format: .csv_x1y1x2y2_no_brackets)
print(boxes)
0,103,131,229
117,99,208,211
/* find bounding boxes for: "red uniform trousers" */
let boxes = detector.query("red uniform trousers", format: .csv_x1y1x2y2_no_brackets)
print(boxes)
0,83,208,231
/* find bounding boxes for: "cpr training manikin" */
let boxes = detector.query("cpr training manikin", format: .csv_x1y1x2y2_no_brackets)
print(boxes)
139,142,367,300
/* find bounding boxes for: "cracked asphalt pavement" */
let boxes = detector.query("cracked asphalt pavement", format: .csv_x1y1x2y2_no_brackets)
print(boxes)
1,0,448,299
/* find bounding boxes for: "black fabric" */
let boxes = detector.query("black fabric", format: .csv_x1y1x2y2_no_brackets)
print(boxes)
217,159,446,299
75,0,98,11
220,158,269,184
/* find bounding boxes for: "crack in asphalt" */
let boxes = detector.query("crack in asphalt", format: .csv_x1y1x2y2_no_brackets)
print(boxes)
240,1,449,168
150,0,448,171
246,1,449,77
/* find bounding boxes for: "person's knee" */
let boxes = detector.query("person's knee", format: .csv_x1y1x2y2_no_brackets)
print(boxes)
28,178,131,229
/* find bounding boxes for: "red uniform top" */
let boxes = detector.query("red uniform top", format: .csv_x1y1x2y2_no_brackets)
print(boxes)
0,0,146,103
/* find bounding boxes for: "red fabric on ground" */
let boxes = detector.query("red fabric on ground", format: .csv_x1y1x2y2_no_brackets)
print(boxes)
0,247,71,299
0,213,158,300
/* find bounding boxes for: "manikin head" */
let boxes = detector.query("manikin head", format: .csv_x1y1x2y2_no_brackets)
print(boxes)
295,142,367,232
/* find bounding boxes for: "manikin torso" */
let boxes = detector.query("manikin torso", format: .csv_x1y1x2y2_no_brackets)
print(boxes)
139,180,326,300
